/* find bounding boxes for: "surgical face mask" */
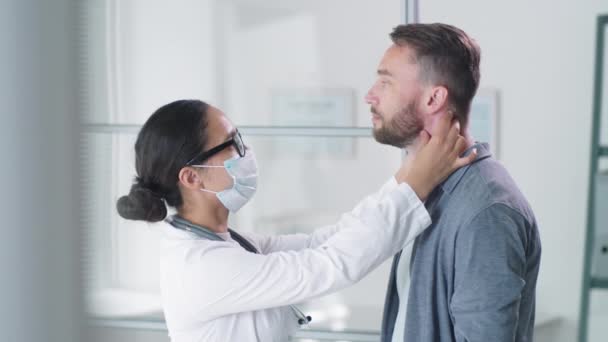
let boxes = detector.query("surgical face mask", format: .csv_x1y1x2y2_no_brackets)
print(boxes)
192,150,258,212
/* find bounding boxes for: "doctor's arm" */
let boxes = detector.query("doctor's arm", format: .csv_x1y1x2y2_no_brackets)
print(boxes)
244,177,401,253
184,181,429,321
450,204,530,342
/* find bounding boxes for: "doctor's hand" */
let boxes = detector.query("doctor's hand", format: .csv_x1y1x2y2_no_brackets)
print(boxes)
395,113,477,201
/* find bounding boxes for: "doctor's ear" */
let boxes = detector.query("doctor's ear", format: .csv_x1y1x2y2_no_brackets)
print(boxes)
178,167,204,190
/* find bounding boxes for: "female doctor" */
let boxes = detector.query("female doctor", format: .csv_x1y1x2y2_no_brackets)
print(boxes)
117,99,474,342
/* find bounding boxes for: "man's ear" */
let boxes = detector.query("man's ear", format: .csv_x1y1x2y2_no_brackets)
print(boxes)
421,86,449,134
425,86,448,113
178,167,203,190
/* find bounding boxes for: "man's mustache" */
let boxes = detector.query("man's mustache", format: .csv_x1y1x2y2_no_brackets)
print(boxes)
371,107,381,116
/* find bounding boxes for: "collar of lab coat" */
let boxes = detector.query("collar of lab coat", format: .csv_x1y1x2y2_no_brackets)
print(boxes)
160,221,204,240
161,216,233,242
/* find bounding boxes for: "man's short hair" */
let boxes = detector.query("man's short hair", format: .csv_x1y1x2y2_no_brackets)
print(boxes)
390,23,481,124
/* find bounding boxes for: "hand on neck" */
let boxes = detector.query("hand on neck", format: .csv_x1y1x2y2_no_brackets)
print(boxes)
406,130,475,154
413,111,476,153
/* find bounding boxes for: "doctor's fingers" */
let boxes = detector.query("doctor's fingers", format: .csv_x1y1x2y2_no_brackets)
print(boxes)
453,145,477,169
445,120,461,150
430,111,455,143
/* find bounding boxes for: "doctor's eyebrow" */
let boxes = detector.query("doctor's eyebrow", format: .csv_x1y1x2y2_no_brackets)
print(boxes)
377,69,394,77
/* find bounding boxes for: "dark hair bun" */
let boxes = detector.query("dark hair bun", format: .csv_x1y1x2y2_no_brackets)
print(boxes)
116,183,167,222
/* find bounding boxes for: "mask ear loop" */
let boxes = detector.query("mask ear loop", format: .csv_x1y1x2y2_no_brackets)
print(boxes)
199,188,219,195
190,165,235,195
190,165,225,169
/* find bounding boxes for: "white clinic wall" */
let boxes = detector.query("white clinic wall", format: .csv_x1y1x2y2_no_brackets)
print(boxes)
222,0,404,127
115,0,218,124
420,0,608,341
109,0,218,293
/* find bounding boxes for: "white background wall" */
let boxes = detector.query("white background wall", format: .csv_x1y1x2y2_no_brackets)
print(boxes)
115,0,218,124
115,0,218,292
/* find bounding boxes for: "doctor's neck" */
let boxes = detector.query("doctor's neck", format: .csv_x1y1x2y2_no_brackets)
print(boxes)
178,201,229,234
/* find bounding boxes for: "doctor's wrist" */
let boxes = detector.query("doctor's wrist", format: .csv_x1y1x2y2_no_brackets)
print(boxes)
394,173,430,202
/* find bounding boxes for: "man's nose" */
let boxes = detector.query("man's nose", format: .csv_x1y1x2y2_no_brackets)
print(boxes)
365,89,378,105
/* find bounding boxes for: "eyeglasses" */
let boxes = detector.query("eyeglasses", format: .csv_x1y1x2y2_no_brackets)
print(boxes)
185,129,245,166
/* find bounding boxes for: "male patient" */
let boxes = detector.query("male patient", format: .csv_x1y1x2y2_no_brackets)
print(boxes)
365,23,542,342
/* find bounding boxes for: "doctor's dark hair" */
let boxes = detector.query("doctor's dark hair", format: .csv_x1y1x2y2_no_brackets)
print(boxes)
116,99,210,222
390,23,481,127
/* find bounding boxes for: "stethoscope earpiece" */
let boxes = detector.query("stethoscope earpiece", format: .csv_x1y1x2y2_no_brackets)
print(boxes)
298,316,312,325
291,305,312,325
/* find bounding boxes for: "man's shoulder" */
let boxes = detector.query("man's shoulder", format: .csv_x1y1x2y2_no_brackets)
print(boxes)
446,157,536,226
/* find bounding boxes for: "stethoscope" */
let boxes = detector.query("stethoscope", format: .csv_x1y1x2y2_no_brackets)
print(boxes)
166,215,312,326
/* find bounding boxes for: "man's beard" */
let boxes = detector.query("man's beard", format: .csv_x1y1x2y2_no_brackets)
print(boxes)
372,100,424,148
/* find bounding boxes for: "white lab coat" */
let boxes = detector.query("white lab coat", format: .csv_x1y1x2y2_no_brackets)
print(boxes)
159,177,431,342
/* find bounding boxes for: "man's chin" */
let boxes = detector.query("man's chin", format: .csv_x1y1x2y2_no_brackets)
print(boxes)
372,129,395,147
371,127,382,141
372,129,416,149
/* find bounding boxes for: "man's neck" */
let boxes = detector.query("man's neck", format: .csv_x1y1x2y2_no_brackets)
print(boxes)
406,129,475,156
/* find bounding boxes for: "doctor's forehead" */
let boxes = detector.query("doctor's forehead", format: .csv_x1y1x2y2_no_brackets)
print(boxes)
205,106,236,146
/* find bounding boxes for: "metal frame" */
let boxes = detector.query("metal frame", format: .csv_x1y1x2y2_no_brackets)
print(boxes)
403,0,419,24
578,14,608,342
